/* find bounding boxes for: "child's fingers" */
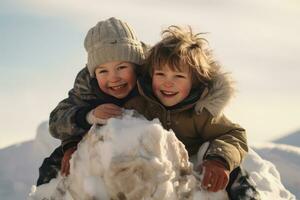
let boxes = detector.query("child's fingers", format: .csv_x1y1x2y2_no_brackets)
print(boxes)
94,104,122,118
207,174,218,192
99,110,122,119
201,168,212,189
99,111,116,119
213,176,224,192
65,161,70,176
103,108,122,116
61,159,70,176
221,176,229,190
61,159,67,176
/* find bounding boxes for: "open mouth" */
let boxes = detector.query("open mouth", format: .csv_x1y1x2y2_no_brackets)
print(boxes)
160,90,178,97
109,83,127,91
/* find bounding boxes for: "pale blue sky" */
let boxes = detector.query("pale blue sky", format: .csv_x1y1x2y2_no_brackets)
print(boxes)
1,0,300,148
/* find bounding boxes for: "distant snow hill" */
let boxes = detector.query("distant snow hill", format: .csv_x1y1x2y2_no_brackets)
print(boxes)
273,130,300,147
0,120,298,199
0,121,59,200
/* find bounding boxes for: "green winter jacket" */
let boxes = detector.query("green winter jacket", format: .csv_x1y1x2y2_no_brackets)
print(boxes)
124,71,248,172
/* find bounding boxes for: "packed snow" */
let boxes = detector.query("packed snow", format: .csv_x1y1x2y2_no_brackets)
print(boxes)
28,111,295,200
0,112,300,200
252,143,300,198
29,111,227,200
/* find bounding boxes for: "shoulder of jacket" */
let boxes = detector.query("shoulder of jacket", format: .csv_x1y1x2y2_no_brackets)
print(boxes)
71,66,96,99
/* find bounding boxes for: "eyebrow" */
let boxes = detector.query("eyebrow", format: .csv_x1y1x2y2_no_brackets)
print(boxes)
98,62,128,69
97,66,106,70
116,62,128,66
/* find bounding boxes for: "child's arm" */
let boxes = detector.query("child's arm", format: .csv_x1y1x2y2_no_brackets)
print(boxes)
195,110,247,191
49,67,97,146
196,109,248,172
49,67,123,175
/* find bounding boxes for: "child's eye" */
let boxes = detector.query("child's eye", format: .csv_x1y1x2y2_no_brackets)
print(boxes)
117,65,128,70
98,70,107,74
176,74,186,78
154,72,164,76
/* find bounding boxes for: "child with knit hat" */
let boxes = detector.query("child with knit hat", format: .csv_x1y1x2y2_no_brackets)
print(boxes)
37,17,146,185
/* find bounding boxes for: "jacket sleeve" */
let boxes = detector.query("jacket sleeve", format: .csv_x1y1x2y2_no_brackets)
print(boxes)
198,110,248,172
124,96,146,113
49,67,96,145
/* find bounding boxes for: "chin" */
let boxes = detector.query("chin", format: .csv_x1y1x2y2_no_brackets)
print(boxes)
115,93,129,99
163,102,176,107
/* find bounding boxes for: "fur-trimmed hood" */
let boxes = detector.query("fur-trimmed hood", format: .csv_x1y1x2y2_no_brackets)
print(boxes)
195,70,235,117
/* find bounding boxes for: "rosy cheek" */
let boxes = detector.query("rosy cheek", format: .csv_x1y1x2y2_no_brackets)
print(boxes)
152,81,159,94
97,79,106,90
182,84,192,96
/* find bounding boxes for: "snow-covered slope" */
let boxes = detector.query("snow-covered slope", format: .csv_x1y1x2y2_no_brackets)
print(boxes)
273,130,300,147
0,122,59,200
252,142,300,198
0,118,298,199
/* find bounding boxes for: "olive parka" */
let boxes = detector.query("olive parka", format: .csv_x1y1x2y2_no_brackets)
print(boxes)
124,70,248,172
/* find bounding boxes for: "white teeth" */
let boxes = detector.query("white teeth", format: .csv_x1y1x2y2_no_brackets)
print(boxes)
113,86,123,89
111,84,126,90
161,90,177,95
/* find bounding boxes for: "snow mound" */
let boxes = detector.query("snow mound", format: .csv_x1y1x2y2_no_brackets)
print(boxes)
242,148,296,200
251,142,300,198
29,111,227,200
29,111,295,200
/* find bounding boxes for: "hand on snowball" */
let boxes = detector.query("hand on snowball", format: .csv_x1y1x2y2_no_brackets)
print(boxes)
93,103,122,120
87,103,122,125
199,159,230,192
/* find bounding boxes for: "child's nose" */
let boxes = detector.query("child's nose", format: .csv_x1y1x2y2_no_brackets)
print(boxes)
163,80,174,88
108,72,121,82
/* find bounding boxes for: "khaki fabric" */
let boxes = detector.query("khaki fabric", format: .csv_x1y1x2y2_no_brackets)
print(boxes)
125,71,248,172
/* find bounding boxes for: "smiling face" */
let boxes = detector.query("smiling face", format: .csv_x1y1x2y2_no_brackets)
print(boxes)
95,61,136,99
152,65,192,107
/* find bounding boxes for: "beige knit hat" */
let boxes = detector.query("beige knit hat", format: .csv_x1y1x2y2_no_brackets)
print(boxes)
84,17,145,77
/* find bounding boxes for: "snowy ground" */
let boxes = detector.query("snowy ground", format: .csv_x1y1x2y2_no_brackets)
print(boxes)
0,114,299,199
252,143,300,198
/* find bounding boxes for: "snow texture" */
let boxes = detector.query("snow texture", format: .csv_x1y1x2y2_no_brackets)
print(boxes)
28,111,296,200
252,143,300,198
29,111,227,200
